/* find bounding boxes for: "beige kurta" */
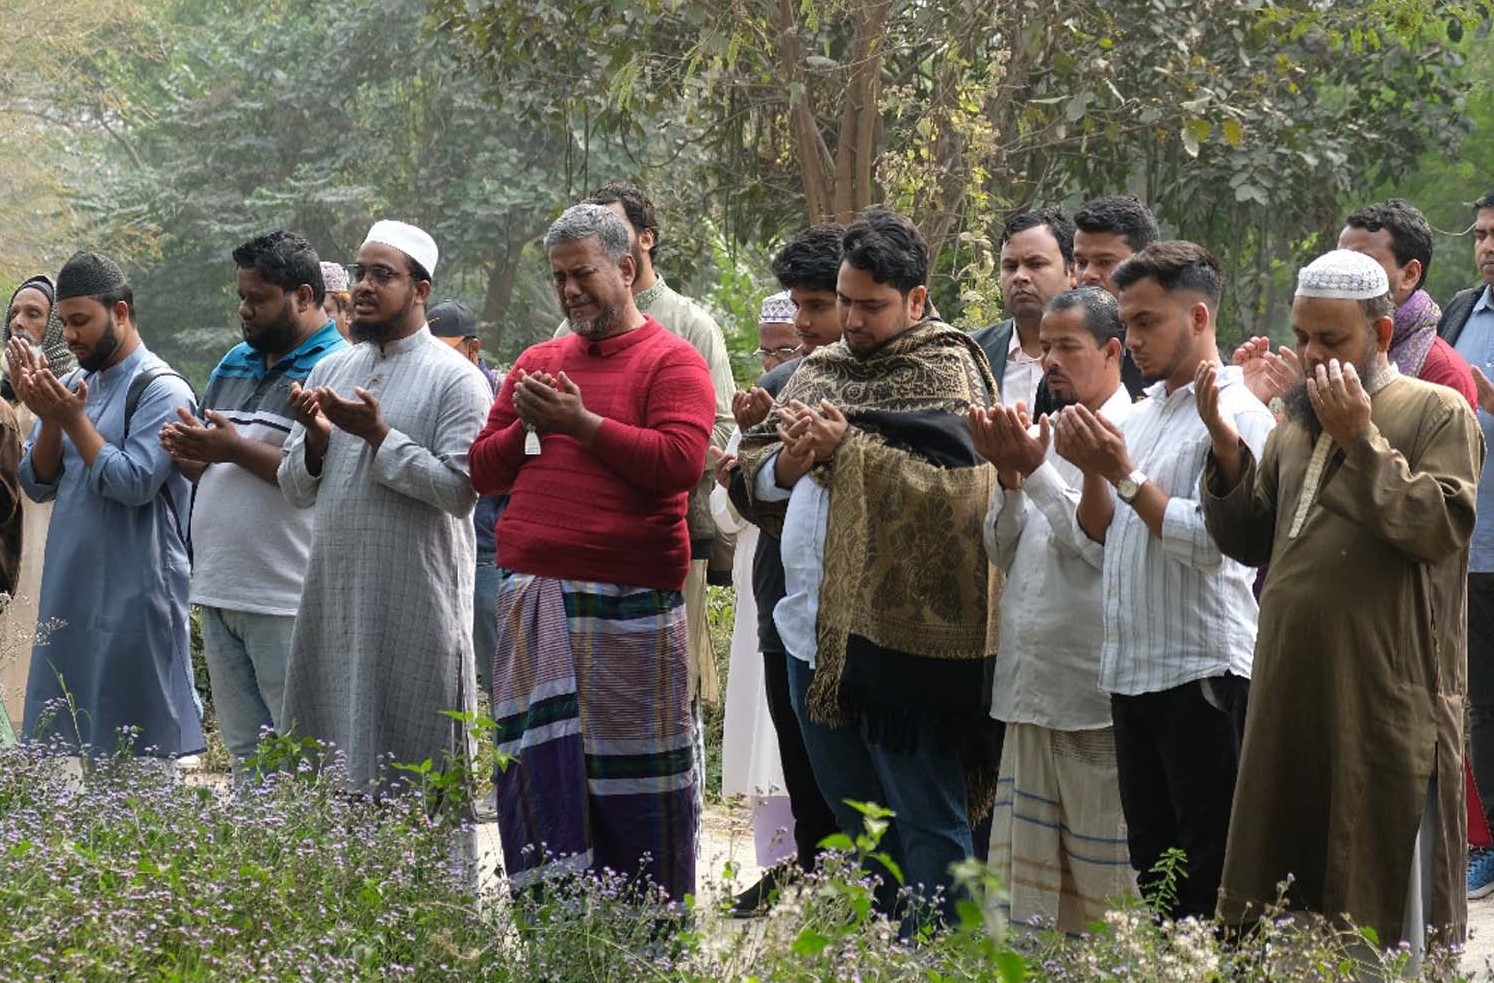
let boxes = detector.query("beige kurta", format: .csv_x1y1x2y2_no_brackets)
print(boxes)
1201,373,1482,944
1,403,49,732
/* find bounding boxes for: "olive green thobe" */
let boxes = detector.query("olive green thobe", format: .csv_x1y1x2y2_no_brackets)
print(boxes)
1201,372,1482,944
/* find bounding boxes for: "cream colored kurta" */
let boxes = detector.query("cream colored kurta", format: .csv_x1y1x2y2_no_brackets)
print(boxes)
1202,373,1482,944
0,403,46,734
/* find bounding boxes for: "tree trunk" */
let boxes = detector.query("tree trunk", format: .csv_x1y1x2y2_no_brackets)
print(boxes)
832,0,891,220
480,231,528,356
776,0,835,222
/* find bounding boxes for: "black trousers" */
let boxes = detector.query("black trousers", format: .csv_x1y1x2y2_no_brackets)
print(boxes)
1111,677,1245,920
1468,575,1494,823
762,647,840,869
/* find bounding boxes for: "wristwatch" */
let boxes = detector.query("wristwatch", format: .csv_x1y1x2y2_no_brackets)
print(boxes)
1115,469,1148,505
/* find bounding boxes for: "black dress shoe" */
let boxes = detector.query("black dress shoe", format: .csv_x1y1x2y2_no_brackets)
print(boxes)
728,863,792,918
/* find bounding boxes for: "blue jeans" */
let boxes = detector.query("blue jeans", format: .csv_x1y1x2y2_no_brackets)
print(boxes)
474,554,505,696
199,607,296,763
786,654,973,924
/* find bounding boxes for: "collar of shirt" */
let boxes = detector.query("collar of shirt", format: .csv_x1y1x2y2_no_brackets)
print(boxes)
1007,326,1041,363
223,320,344,379
1475,285,1494,315
1139,362,1244,402
375,325,432,358
571,316,662,358
635,277,669,312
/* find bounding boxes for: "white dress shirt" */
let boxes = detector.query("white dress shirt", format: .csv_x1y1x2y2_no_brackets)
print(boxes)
987,385,1135,730
755,454,828,667
1097,364,1276,696
1002,329,1044,409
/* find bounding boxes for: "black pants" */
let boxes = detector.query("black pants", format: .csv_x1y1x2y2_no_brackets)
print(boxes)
1111,677,1244,920
762,647,840,869
1468,576,1494,823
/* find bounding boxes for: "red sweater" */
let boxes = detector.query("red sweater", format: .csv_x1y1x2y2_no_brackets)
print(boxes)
469,318,714,591
1420,335,1477,410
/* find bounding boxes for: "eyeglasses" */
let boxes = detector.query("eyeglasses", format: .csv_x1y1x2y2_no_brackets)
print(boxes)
349,264,407,287
752,345,802,360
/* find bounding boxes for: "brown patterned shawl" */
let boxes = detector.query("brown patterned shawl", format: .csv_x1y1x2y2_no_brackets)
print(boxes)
736,319,1004,816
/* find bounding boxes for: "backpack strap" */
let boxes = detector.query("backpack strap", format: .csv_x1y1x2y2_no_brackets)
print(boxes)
122,366,192,440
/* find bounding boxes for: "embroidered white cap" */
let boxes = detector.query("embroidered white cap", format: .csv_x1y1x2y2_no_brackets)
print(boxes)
759,291,796,324
320,261,349,293
1295,249,1389,301
362,220,439,278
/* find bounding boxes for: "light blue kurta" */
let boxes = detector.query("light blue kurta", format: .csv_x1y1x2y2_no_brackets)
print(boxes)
19,343,202,757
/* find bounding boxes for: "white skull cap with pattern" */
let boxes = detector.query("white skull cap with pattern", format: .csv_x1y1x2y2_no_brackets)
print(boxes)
759,290,796,324
320,261,349,293
1295,249,1390,301
363,220,439,278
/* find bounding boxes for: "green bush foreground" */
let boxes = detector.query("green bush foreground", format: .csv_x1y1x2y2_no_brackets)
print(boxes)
0,738,1473,982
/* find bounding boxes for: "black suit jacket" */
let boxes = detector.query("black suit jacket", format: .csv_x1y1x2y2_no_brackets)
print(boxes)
1439,285,1487,347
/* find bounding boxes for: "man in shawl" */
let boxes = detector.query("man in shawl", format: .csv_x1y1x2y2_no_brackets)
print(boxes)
469,203,714,901
736,209,1000,925
278,221,493,796
1200,249,1481,952
8,252,201,758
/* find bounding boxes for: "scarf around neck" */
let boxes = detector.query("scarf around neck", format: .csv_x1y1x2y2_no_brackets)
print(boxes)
1390,288,1439,379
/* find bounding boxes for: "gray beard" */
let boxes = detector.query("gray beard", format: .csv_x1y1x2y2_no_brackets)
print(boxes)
1283,357,1379,438
572,303,624,340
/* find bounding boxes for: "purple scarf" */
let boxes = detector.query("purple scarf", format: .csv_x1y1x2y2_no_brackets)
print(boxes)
1391,288,1440,378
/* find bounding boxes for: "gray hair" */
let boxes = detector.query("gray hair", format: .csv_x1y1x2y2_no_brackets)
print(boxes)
544,203,632,261
1046,286,1124,346
1358,290,1395,326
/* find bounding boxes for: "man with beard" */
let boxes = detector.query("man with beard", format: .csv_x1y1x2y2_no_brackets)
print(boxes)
737,210,1001,929
1054,240,1274,920
277,220,492,796
7,251,201,759
1201,249,1480,954
554,183,734,712
159,231,347,769
469,203,714,901
971,287,1137,933
974,208,1076,407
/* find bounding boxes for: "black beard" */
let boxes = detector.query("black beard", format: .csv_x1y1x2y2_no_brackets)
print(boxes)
243,305,301,355
78,321,121,372
351,316,401,344
1282,382,1323,438
572,302,624,340
1045,385,1079,412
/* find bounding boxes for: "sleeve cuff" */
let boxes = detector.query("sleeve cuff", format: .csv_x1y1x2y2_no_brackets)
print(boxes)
755,452,791,501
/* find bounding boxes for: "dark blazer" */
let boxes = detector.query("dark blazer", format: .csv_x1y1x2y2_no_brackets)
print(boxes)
1439,285,1487,347
970,319,1015,403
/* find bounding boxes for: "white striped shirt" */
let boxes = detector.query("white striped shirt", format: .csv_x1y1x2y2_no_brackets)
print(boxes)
1098,364,1276,696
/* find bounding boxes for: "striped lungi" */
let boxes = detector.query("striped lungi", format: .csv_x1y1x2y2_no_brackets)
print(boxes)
490,573,698,901
987,722,1136,935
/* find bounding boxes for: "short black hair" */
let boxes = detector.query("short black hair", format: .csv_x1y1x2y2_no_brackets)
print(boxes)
232,231,326,304
1074,195,1159,253
1047,286,1125,347
94,284,136,323
772,223,846,294
1112,240,1222,307
999,207,1075,266
586,182,660,263
407,256,432,285
1473,190,1494,214
1344,199,1433,291
841,209,928,296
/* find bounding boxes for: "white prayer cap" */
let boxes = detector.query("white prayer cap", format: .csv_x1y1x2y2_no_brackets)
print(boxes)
320,261,349,293
362,220,439,278
1295,249,1389,301
759,291,795,324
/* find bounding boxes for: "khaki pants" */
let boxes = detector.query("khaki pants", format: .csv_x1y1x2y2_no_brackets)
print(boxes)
683,559,719,705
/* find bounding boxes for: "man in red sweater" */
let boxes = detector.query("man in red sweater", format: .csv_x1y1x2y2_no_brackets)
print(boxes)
1338,199,1477,405
469,203,715,903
